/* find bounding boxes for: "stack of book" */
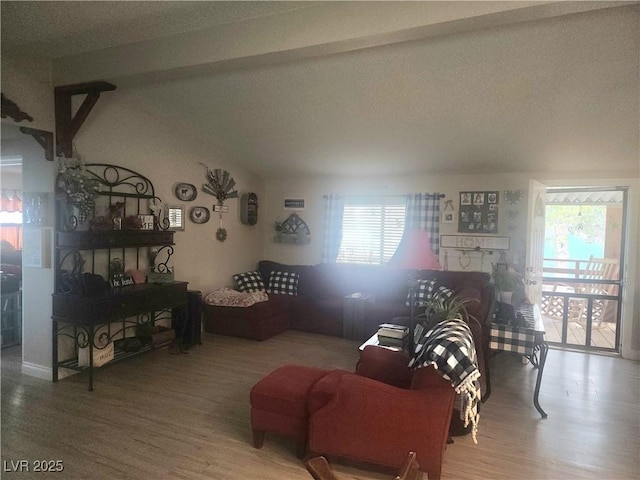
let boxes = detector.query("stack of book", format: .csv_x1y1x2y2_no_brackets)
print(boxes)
377,323,409,347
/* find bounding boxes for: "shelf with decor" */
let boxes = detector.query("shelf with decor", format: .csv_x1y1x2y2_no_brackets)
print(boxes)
52,161,188,391
274,213,311,244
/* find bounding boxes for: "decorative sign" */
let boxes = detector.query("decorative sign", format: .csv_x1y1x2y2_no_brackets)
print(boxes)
111,274,135,288
440,235,510,251
284,198,305,210
458,191,498,233
138,214,155,230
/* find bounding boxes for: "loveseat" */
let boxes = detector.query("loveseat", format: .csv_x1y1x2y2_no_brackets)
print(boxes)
203,259,494,394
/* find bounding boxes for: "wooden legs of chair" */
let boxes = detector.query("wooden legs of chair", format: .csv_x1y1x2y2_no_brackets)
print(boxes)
394,452,422,480
252,429,306,459
305,452,423,480
306,456,340,480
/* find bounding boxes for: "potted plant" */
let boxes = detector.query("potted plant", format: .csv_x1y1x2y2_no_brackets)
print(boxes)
416,294,479,332
56,155,100,226
492,263,521,304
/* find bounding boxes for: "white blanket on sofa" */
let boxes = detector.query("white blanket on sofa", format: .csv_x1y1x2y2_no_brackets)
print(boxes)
204,288,269,307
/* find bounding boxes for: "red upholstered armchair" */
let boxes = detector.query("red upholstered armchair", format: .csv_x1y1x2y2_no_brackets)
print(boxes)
307,346,456,480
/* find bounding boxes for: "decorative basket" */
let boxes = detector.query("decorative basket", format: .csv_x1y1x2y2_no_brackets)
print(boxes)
78,342,114,367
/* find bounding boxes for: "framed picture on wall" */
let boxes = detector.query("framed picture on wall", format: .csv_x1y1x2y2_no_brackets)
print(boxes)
166,205,185,231
458,191,499,233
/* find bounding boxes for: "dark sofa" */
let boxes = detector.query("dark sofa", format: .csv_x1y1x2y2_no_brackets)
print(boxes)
203,260,494,394
257,260,493,339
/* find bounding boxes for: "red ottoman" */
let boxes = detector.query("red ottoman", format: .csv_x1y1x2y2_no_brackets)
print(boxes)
250,365,330,457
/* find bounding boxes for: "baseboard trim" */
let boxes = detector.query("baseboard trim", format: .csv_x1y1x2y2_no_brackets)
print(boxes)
20,363,79,381
21,362,52,381
622,347,640,361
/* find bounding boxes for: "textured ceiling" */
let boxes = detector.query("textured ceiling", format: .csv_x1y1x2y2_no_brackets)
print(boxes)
1,1,316,57
2,2,638,180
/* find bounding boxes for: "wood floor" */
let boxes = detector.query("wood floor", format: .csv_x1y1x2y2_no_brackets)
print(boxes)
542,314,617,350
2,330,639,479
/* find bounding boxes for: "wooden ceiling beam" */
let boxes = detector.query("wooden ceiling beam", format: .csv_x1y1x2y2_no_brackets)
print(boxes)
55,81,116,158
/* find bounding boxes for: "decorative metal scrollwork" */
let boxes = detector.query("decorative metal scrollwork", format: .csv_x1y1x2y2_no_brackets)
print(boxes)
150,245,174,273
57,163,163,232
75,328,90,349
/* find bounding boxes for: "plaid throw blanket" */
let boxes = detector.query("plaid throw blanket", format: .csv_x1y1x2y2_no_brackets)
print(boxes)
409,318,481,443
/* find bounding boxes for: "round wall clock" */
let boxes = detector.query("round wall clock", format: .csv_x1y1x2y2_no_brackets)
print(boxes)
175,183,197,201
189,206,210,224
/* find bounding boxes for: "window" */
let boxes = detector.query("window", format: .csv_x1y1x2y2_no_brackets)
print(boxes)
336,199,405,265
0,189,22,249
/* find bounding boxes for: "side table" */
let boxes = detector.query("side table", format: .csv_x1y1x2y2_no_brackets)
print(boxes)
487,303,548,418
343,293,374,341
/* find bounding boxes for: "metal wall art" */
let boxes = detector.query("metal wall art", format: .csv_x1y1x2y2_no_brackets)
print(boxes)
200,164,238,206
274,213,311,244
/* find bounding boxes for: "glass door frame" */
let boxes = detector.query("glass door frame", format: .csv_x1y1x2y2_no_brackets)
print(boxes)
541,186,627,353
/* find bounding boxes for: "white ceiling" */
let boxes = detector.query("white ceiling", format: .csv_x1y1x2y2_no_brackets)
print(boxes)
1,1,318,57
2,1,639,180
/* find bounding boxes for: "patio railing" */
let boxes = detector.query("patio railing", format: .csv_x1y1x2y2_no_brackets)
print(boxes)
540,257,620,349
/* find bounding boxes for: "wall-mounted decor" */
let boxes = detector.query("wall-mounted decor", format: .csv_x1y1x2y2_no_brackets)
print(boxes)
440,235,510,251
189,206,210,224
138,214,155,230
442,199,455,224
504,189,524,205
1,92,34,122
274,213,310,244
284,198,305,210
241,193,258,225
458,191,498,233
174,183,197,201
200,163,238,205
166,206,184,230
23,192,52,227
216,228,227,242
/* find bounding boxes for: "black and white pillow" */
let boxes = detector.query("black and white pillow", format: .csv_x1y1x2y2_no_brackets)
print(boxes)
406,278,437,306
432,285,455,304
267,271,299,295
233,271,266,293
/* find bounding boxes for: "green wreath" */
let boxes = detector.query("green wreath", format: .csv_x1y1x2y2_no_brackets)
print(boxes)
216,228,227,242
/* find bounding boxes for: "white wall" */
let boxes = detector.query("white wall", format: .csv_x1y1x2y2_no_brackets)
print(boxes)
263,173,639,360
263,173,530,270
1,54,56,379
73,86,265,295
2,58,266,379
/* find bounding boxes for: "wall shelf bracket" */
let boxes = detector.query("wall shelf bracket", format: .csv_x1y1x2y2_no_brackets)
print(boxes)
1,93,34,122
55,81,116,158
20,127,54,162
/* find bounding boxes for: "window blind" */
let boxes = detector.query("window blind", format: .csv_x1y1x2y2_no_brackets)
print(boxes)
337,203,405,265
